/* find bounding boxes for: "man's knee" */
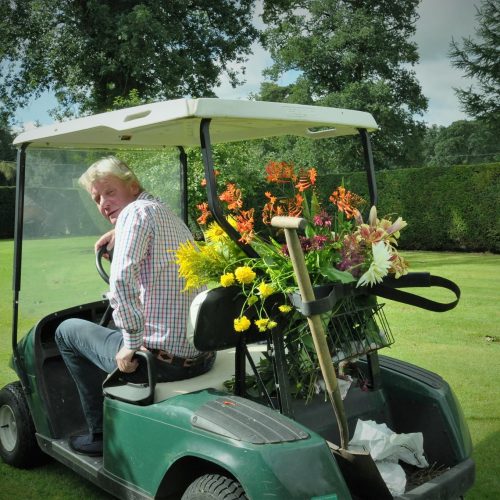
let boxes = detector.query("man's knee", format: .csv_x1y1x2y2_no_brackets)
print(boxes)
55,318,87,346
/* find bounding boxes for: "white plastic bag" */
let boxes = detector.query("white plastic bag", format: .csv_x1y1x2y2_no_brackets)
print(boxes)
349,419,429,496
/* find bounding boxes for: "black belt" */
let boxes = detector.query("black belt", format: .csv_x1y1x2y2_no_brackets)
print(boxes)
150,349,214,368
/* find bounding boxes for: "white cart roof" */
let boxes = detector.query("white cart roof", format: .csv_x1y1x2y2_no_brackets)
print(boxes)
14,98,378,149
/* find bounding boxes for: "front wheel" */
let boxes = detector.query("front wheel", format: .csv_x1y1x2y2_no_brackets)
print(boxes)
0,381,44,468
182,474,247,500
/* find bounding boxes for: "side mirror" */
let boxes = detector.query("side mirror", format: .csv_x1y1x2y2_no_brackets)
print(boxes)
102,350,157,406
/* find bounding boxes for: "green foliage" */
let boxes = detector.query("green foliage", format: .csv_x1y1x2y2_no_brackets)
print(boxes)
186,141,268,236
0,186,15,238
259,0,427,170
320,163,500,252
0,162,15,186
449,0,500,128
423,120,500,167
0,0,258,118
0,123,16,161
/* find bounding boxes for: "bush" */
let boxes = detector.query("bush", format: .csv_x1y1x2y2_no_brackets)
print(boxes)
319,163,500,252
0,187,15,238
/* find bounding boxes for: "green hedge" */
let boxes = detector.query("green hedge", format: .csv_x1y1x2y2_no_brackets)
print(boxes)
1,164,499,252
320,163,500,252
0,187,15,238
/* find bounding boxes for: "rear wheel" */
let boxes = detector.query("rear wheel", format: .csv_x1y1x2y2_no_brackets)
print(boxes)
0,381,43,468
182,474,247,500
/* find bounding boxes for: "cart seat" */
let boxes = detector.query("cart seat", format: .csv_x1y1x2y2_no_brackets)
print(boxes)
153,344,266,403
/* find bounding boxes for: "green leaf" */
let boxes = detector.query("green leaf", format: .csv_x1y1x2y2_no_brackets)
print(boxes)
319,264,356,284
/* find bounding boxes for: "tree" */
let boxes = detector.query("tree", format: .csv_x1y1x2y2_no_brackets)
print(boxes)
0,0,258,119
259,0,428,170
0,120,16,162
449,0,500,128
423,119,500,167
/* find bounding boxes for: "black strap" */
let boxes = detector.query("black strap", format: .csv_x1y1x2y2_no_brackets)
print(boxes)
370,273,461,312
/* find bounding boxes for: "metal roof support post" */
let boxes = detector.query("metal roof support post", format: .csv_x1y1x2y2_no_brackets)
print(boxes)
12,144,30,391
358,129,382,390
177,146,189,225
199,119,258,258
358,128,378,207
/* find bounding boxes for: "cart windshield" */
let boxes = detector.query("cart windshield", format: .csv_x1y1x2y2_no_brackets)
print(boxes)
18,147,181,332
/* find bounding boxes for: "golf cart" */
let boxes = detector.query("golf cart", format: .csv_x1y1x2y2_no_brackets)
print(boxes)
1,98,474,499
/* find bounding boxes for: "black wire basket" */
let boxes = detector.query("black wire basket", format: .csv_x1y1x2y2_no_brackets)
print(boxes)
325,295,394,363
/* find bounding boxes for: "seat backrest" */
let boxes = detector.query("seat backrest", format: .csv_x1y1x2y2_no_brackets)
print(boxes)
189,286,285,352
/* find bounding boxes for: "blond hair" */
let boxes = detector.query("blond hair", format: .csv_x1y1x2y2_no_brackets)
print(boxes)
79,156,143,193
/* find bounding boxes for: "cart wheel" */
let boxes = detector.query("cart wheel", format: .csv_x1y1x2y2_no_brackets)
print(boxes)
182,474,247,500
0,381,44,468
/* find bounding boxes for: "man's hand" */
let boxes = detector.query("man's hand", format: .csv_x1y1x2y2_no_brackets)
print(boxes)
115,346,139,373
95,229,116,259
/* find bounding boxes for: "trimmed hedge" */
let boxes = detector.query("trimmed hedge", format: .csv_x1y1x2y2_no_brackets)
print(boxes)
1,164,499,252
0,186,15,238
320,163,500,252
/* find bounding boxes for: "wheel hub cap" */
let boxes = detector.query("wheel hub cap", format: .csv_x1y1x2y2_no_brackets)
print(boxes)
0,404,17,452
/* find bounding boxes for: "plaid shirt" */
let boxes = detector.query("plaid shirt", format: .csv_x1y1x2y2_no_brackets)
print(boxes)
110,192,201,358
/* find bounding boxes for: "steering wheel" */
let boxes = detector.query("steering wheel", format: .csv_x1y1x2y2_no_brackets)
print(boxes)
96,245,113,284
96,246,114,326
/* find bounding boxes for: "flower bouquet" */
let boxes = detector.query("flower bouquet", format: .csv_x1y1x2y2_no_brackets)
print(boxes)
176,161,408,400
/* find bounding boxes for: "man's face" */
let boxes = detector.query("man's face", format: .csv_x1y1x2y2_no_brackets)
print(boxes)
90,175,140,225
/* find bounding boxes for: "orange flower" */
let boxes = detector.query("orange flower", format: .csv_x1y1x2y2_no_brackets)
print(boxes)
197,202,211,225
265,161,297,184
329,186,362,219
236,209,255,243
219,182,243,211
295,168,317,192
262,191,304,224
200,169,220,187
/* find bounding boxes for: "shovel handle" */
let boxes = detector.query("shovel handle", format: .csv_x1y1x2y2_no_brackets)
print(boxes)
271,216,350,449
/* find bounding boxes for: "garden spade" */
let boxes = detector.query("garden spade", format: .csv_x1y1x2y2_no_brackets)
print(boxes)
271,216,392,499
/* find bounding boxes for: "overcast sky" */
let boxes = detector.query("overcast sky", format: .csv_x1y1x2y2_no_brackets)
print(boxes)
14,0,482,130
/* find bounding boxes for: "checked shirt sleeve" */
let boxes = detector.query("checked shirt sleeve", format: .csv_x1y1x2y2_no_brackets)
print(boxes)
109,203,151,350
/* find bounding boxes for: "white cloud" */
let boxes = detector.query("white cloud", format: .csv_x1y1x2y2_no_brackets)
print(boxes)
413,0,481,125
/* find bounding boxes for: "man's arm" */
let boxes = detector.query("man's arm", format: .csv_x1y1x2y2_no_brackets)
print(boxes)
110,204,152,351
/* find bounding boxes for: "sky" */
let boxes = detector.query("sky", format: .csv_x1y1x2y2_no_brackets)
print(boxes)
13,0,481,130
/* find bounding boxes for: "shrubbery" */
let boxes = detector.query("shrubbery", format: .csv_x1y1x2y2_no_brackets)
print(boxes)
0,187,15,238
1,163,498,252
320,163,499,252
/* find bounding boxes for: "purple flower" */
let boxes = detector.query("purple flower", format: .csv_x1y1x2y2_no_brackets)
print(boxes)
313,210,332,228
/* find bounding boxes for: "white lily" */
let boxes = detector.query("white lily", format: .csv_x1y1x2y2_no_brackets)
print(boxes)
357,241,392,287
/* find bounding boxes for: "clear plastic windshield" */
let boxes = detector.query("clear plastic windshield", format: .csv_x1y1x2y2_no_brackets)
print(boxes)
18,147,181,331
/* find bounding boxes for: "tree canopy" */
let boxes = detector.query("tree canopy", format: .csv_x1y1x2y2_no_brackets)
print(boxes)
0,0,258,119
422,119,500,168
449,0,500,128
258,0,428,170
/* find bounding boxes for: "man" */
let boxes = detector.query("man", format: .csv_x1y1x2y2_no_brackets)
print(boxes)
55,156,213,456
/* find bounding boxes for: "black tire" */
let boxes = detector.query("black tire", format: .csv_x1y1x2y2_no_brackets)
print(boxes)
0,381,44,468
182,474,247,500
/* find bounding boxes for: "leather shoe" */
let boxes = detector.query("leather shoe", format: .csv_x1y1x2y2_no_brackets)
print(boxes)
69,432,103,456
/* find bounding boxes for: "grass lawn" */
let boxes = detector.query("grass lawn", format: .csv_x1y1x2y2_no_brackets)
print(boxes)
1,239,499,499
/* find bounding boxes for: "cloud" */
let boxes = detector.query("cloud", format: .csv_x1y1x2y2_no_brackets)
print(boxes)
413,0,481,125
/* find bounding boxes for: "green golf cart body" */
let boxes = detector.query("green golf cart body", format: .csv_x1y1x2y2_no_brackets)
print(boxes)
1,98,474,499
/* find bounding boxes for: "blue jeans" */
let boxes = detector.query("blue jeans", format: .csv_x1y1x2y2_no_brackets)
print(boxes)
55,318,215,434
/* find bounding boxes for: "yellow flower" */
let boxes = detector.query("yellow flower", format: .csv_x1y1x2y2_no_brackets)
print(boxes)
234,266,256,284
220,273,235,287
257,282,275,298
279,304,292,313
255,318,270,332
234,316,251,332
268,320,278,330
204,222,229,243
